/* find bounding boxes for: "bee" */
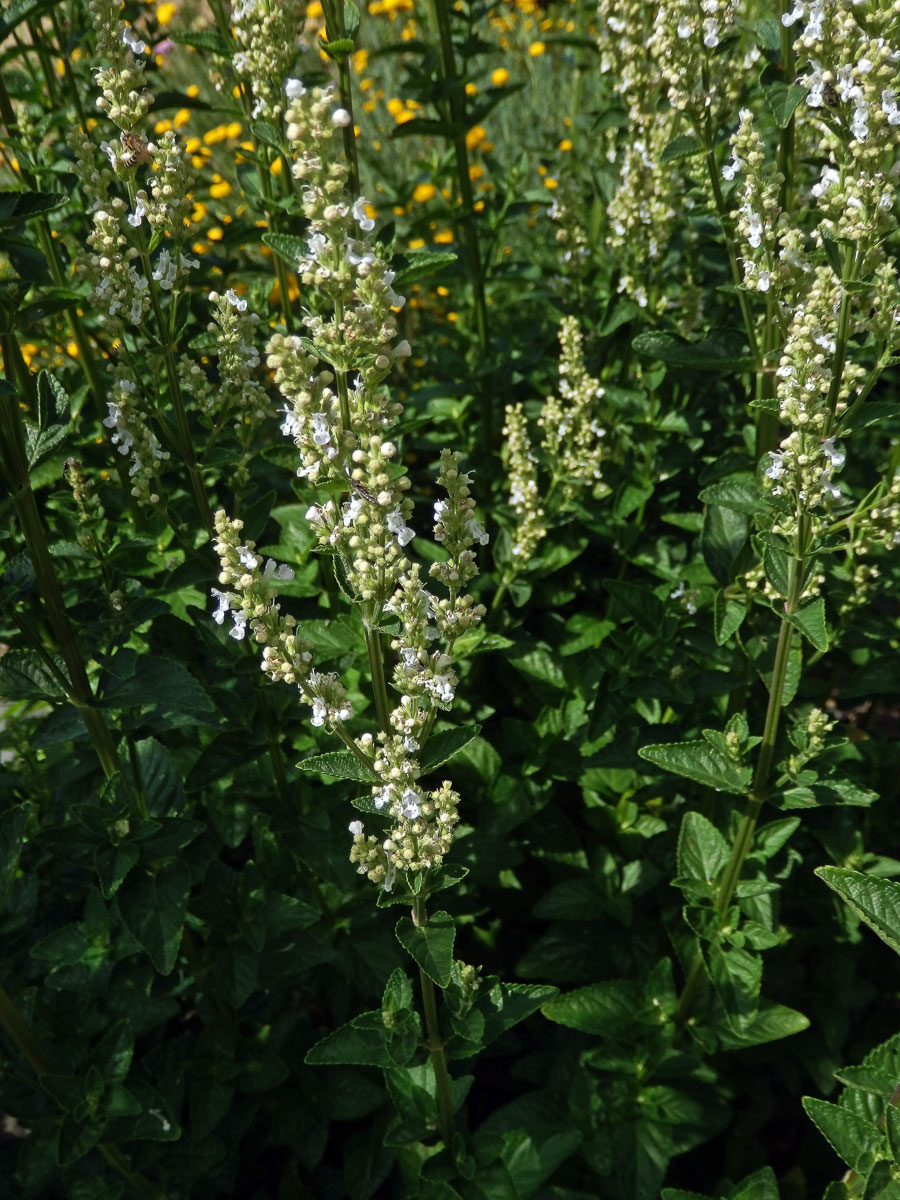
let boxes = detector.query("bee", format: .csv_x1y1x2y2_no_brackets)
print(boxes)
120,133,153,167
821,81,839,108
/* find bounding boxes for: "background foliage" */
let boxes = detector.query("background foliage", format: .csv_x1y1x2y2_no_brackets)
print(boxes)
2,0,900,1198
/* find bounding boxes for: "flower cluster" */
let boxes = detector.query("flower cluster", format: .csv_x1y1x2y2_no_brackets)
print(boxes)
90,0,152,130
102,371,170,506
502,403,546,565
538,318,605,503
231,0,306,120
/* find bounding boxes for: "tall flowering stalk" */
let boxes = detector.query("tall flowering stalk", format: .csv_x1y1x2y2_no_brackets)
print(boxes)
210,69,488,1148
664,0,900,1025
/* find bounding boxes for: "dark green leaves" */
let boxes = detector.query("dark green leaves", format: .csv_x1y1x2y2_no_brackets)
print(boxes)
395,911,456,987
419,725,481,775
118,862,191,974
639,738,750,794
0,188,67,228
816,868,900,956
297,750,379,784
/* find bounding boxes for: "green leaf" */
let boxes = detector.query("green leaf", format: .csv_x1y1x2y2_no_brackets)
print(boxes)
802,1096,884,1170
395,910,455,987
419,725,481,775
100,655,215,716
700,474,769,515
632,331,753,372
541,979,640,1035
786,597,829,652
603,579,664,633
675,812,729,898
639,739,750,794
23,371,70,469
118,861,191,975
250,120,282,150
297,751,379,784
714,591,747,645
169,29,232,56
0,187,66,228
305,1009,417,1068
393,250,457,288
885,1105,900,1162
659,134,703,164
0,648,68,700
816,867,900,956
703,942,761,1033
717,1002,810,1048
344,0,361,38
764,82,807,128
261,231,307,267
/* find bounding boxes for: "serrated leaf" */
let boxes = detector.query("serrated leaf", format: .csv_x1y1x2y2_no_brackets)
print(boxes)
395,910,455,986
676,811,729,896
297,751,379,783
700,475,768,515
714,591,746,645
717,1002,810,1048
704,941,761,1033
659,134,703,164
169,29,232,56
816,867,900,956
305,1010,416,1068
786,597,828,652
0,648,68,700
118,861,191,975
419,725,481,775
0,187,66,228
541,980,640,1035
639,739,750,794
261,231,307,266
802,1096,884,1169
393,250,457,287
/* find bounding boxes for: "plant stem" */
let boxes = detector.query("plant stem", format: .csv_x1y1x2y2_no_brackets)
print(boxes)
675,518,808,1027
412,896,455,1148
363,615,392,735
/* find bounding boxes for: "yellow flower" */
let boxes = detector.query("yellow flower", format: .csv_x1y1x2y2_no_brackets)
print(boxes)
434,230,454,244
186,84,199,98
185,136,202,153
387,97,404,116
413,182,436,203
308,0,323,15
543,177,558,190
528,40,546,57
66,341,79,357
465,82,477,96
465,125,486,150
154,119,173,134
225,121,242,139
157,2,176,24
270,157,283,175
395,110,415,125
559,138,573,151
174,108,190,128
208,226,224,241
409,237,426,250
353,48,368,72
436,286,450,296
210,180,231,198
491,67,510,86
469,164,484,181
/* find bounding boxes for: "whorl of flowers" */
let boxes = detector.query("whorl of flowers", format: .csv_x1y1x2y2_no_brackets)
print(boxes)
502,403,546,565
90,0,152,130
539,319,606,503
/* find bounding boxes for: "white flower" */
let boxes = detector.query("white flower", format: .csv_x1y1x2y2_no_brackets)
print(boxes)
229,611,248,641
310,698,327,727
311,412,332,446
387,507,415,546
346,239,375,267
722,151,743,182
765,451,785,481
121,26,147,54
822,438,845,469
393,340,412,358
352,196,375,231
262,558,294,584
703,18,719,47
332,107,352,127
210,588,231,625
782,0,804,25
883,90,900,125
308,232,329,261
342,497,364,526
349,820,364,836
126,196,146,227
285,78,306,99
237,545,259,569
677,19,692,37
400,789,421,820
467,516,489,545
225,288,248,311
